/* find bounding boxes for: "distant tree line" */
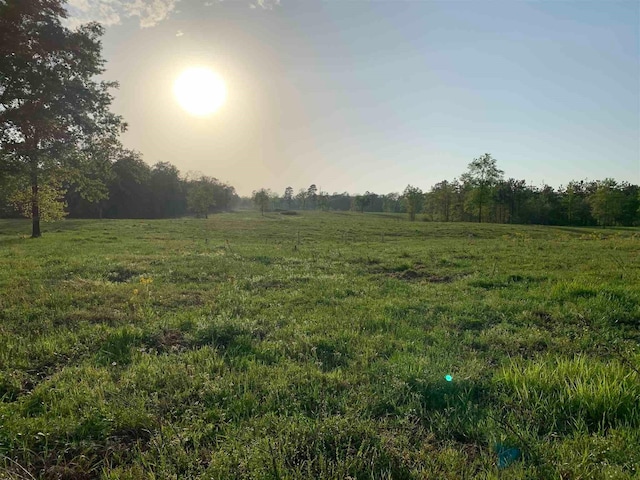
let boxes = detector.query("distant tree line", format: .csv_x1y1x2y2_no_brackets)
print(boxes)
250,154,640,227
0,148,239,220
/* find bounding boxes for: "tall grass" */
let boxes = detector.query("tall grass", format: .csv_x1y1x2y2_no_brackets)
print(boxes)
0,213,638,478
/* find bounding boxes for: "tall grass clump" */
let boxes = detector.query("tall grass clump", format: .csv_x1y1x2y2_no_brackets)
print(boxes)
498,355,640,434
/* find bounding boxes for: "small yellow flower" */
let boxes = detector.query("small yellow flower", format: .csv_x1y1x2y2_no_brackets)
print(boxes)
140,277,153,285
133,288,139,295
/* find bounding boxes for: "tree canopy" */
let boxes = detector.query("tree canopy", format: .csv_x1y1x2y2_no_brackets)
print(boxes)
252,188,271,216
246,154,638,227
460,153,504,222
0,0,125,236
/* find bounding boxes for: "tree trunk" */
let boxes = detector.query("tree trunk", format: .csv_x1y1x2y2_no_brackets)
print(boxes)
445,197,450,222
31,168,41,238
510,196,515,223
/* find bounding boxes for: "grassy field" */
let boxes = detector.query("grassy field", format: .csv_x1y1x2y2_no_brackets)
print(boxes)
0,212,638,479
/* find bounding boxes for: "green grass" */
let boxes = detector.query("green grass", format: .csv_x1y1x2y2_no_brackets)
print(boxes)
0,212,638,479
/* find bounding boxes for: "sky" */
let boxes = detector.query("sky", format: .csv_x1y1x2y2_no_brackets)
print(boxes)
66,0,640,196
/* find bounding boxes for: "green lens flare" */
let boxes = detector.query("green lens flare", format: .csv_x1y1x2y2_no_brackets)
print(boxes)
445,374,453,382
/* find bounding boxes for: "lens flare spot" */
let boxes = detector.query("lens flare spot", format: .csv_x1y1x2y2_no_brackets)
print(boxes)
445,374,453,382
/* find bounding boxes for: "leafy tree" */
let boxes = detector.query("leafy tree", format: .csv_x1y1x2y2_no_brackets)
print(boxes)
0,168,19,216
523,184,562,225
460,153,504,223
353,191,378,213
187,176,217,218
354,194,369,213
10,176,67,221
382,193,401,213
296,189,307,210
307,184,318,209
329,192,352,211
590,179,624,227
212,181,238,212
562,182,578,226
252,188,271,216
619,182,640,226
0,0,125,236
149,162,185,218
428,180,456,221
64,139,121,218
318,191,330,211
106,152,151,218
491,180,512,223
507,179,530,224
270,190,282,211
366,192,382,212
556,181,591,226
284,186,294,210
403,185,423,221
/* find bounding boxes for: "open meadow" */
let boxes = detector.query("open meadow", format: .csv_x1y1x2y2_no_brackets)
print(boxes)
0,212,639,479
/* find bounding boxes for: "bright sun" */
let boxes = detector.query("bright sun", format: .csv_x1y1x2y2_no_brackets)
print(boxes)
173,67,227,116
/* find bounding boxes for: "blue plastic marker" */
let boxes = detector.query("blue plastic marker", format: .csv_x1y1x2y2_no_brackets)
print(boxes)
496,444,521,468
445,374,453,382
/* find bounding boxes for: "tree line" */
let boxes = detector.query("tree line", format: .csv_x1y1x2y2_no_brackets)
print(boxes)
251,154,640,227
63,152,238,219
0,146,239,221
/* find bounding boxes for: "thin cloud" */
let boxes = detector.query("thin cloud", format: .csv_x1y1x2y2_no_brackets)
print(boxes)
175,29,184,36
65,0,180,28
65,0,280,29
126,0,179,27
250,0,280,9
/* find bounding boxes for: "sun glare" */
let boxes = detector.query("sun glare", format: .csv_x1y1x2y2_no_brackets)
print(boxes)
173,67,227,116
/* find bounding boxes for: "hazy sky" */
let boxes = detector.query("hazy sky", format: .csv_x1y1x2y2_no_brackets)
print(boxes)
67,0,640,196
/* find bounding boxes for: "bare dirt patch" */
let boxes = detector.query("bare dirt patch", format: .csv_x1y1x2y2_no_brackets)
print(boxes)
375,262,459,283
390,269,452,282
147,329,188,354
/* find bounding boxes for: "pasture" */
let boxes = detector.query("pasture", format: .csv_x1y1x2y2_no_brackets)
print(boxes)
0,212,638,479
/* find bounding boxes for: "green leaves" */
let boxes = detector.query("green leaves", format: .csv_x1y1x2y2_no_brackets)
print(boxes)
590,179,625,227
460,153,504,222
252,188,272,215
402,185,423,221
0,0,125,235
9,179,68,222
